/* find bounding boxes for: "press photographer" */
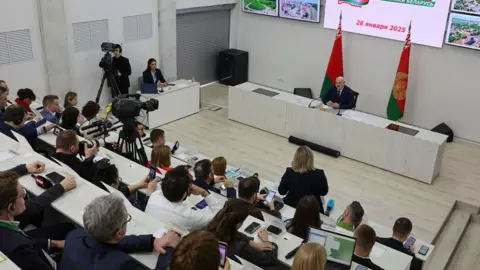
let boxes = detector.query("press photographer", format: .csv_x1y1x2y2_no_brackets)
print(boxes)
52,130,105,190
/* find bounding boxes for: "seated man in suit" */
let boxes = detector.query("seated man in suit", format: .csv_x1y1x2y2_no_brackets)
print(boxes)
0,170,77,270
0,105,54,146
52,130,100,185
321,76,355,110
40,95,61,124
236,176,281,221
377,217,422,270
193,159,236,198
61,194,181,270
0,86,9,118
353,224,384,270
143,58,167,87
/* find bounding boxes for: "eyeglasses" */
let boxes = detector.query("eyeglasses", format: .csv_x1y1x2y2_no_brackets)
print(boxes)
115,214,132,234
1,188,26,210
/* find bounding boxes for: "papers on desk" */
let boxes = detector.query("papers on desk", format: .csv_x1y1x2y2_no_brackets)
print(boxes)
11,131,32,149
281,207,295,221
0,151,16,162
236,256,263,270
0,252,5,262
173,83,188,89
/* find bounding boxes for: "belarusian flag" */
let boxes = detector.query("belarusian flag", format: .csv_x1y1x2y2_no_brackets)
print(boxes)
320,12,343,98
387,23,411,121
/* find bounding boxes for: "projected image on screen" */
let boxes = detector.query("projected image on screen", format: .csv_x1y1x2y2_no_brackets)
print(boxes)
243,0,279,16
280,0,320,22
446,13,480,50
452,0,480,15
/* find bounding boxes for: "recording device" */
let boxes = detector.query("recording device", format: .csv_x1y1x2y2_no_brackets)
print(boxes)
78,140,103,157
219,241,228,268
404,236,416,249
171,141,180,154
285,244,303,259
418,245,429,255
195,200,208,209
96,42,120,103
45,172,65,184
32,175,53,189
266,225,282,235
148,167,157,181
111,94,158,121
244,222,261,234
99,42,115,70
80,119,116,139
265,190,276,203
325,199,335,216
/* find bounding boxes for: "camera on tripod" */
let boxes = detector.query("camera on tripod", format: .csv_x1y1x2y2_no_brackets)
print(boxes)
111,94,159,121
99,42,115,71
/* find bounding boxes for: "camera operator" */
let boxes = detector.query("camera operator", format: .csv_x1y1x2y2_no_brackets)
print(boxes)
111,44,131,95
52,130,104,190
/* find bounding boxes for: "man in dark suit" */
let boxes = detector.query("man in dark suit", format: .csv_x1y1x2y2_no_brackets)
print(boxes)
0,170,77,270
353,224,384,270
193,159,236,198
236,176,281,221
60,194,181,270
52,130,101,187
377,218,422,270
40,95,61,124
112,44,132,96
321,76,355,110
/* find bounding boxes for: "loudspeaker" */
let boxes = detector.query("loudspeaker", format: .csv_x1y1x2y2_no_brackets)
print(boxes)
217,49,248,86
288,136,340,158
431,123,454,142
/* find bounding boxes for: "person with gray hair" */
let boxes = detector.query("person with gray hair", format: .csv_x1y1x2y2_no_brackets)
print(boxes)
60,194,181,270
320,76,356,110
336,201,364,232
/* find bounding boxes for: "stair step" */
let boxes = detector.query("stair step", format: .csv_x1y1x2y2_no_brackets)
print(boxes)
425,201,478,270
447,215,480,270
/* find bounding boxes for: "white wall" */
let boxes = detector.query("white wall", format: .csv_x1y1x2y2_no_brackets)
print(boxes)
0,0,48,99
177,0,238,10
235,4,480,142
64,0,159,106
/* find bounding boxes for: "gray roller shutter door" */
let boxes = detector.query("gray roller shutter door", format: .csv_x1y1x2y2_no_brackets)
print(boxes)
177,9,230,85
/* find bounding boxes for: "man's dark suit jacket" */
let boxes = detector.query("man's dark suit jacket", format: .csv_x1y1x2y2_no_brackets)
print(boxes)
143,68,166,85
193,176,237,199
112,56,132,90
376,237,423,270
0,184,66,270
60,229,172,270
321,85,355,110
352,254,384,270
51,153,105,191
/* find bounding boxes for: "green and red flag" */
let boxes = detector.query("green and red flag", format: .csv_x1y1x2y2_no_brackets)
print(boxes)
387,23,411,121
320,12,343,98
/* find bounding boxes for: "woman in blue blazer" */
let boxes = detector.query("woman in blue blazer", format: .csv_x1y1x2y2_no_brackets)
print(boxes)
142,58,167,87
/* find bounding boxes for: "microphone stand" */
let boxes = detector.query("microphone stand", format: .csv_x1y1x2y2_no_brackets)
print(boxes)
336,107,342,116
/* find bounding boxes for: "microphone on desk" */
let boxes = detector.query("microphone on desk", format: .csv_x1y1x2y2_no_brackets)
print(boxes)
308,97,323,108
159,83,164,93
336,107,342,116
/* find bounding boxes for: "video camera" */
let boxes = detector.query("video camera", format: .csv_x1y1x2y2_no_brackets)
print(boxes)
99,42,115,71
111,94,159,121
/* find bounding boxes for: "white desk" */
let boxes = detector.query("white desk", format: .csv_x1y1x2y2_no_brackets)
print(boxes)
239,215,304,267
138,79,200,128
0,134,176,269
0,252,20,270
228,83,447,184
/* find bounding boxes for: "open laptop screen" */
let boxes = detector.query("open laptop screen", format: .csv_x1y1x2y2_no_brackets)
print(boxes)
307,226,356,266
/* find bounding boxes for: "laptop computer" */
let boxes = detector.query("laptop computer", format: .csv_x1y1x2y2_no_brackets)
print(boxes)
140,83,158,94
307,226,356,270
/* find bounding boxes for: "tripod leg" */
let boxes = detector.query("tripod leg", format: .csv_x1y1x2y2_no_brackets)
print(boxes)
96,73,108,103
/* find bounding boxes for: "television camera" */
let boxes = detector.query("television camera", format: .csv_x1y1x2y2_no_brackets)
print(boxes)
96,42,121,103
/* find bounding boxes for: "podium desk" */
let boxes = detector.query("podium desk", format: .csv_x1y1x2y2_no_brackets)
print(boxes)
137,79,200,129
229,83,447,184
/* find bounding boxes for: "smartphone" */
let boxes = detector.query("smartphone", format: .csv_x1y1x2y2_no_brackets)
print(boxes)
195,200,208,209
418,245,429,255
355,265,368,270
266,225,282,235
219,241,227,268
404,236,416,249
148,167,157,181
156,176,163,182
265,190,276,203
171,141,180,154
244,222,261,234
45,172,65,184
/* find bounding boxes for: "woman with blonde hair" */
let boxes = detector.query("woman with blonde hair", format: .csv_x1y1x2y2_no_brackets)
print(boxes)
278,146,329,211
291,243,327,270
